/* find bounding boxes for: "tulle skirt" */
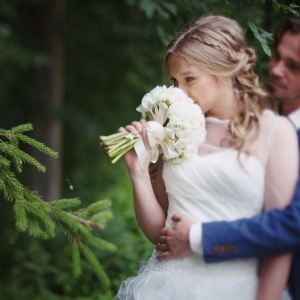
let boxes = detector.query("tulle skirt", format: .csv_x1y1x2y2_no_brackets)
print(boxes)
114,250,261,300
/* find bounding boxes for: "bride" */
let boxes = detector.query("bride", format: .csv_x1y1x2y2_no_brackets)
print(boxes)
114,15,298,300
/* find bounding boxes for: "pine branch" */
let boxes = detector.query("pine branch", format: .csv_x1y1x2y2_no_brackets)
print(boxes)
87,236,117,252
16,133,58,158
80,244,111,287
0,123,115,286
49,198,82,210
13,202,28,232
10,123,33,134
0,142,46,172
0,123,58,164
72,239,82,278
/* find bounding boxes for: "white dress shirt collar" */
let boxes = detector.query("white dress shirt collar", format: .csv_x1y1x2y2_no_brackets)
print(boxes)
288,107,300,130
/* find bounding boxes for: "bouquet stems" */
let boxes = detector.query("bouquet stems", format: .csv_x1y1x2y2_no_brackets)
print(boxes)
100,132,138,164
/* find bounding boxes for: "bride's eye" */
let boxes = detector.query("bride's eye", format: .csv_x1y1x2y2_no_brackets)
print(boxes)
185,77,194,83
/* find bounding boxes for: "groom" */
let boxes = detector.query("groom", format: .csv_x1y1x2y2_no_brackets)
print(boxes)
155,16,300,300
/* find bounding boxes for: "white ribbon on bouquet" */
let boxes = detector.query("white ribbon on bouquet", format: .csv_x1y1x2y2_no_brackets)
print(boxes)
134,120,179,169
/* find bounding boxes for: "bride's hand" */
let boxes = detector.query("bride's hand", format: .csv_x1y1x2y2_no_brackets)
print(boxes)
118,119,151,176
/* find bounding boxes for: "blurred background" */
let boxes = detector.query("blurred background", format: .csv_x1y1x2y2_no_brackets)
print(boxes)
0,0,297,299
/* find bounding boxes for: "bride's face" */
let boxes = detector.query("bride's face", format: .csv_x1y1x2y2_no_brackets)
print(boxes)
168,54,233,118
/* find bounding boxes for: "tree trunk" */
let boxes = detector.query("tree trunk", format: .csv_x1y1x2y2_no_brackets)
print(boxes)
29,0,65,201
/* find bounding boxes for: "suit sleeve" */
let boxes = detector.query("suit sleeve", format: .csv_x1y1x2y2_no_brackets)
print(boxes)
203,178,300,263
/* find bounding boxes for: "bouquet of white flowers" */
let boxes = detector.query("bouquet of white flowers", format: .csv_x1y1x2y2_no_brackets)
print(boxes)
100,85,206,165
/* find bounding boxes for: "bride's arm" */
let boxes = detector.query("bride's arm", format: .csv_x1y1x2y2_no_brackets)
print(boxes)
120,120,167,244
150,156,168,214
256,117,298,300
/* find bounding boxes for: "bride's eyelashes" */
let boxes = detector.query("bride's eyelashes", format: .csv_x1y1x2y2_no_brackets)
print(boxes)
170,77,195,87
185,76,195,83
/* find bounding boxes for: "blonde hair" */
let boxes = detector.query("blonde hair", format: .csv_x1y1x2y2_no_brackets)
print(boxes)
165,15,270,153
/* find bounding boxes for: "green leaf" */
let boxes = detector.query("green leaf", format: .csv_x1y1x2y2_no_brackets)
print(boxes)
162,2,177,15
247,21,273,56
139,0,157,18
271,0,281,13
261,42,272,57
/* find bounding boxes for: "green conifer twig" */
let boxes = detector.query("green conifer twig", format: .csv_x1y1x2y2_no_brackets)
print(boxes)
0,123,116,286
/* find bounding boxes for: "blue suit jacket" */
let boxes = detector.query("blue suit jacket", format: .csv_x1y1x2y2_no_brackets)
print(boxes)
202,130,300,299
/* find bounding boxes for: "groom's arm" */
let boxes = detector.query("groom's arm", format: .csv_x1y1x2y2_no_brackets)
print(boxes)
156,178,300,262
204,178,300,262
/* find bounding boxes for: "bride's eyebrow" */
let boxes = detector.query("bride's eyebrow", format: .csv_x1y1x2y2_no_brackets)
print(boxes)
179,71,194,77
170,71,193,78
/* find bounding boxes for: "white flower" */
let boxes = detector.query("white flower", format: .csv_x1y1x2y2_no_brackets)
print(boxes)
137,86,207,164
100,85,206,165
159,103,206,163
167,101,206,147
136,85,193,122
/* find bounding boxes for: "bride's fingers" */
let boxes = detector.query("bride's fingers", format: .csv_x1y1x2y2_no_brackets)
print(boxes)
157,234,167,245
124,125,139,135
155,243,169,252
118,126,127,133
121,120,147,135
140,119,147,126
141,126,150,151
131,121,144,133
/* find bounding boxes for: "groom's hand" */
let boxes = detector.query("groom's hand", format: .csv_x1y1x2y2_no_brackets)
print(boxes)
155,214,194,260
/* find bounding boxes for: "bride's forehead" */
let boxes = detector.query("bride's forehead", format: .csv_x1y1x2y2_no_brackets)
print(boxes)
168,55,198,76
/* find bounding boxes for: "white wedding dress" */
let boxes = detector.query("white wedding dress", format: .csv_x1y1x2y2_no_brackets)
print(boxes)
115,110,298,300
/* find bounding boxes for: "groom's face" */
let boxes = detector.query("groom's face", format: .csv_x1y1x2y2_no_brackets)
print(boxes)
269,30,300,104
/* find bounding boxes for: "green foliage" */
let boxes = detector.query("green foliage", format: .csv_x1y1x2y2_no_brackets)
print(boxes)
0,123,116,296
270,0,299,16
247,21,273,57
0,123,57,202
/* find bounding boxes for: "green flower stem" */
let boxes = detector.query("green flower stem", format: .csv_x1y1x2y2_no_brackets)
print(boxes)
106,138,133,155
100,132,130,144
111,145,135,164
100,132,139,164
107,138,137,157
108,140,136,159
